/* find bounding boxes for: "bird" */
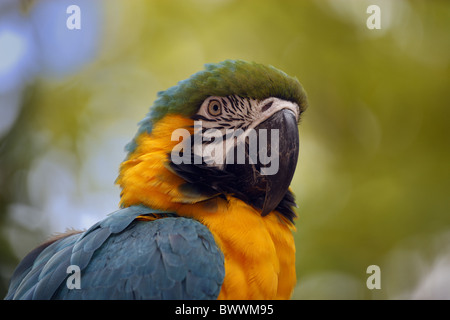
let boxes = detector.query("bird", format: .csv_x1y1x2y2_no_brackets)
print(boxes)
5,60,308,300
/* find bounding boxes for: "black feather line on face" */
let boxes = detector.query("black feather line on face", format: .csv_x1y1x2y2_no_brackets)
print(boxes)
191,114,212,122
230,96,241,112
221,97,228,108
229,98,238,112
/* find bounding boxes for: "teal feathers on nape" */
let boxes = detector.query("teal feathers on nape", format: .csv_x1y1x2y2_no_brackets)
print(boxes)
125,60,308,154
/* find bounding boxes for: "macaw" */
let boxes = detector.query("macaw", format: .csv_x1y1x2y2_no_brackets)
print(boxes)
5,60,307,300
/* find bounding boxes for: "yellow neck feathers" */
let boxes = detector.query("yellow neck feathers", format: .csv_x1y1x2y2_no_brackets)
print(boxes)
117,114,296,299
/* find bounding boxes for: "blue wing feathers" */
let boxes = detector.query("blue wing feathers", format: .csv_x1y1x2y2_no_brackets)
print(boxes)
5,206,224,300
71,227,112,270
6,233,79,300
6,242,49,295
34,244,75,299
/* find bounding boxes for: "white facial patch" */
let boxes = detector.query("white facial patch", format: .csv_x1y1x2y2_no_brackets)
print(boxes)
172,95,299,174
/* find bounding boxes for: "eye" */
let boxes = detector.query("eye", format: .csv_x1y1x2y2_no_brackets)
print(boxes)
207,100,222,116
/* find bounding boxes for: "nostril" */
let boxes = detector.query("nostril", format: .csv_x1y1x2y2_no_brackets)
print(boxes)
261,101,273,113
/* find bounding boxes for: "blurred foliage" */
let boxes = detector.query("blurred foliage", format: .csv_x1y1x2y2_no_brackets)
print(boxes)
0,0,449,299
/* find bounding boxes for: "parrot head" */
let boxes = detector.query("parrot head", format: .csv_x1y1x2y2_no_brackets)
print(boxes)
118,60,307,223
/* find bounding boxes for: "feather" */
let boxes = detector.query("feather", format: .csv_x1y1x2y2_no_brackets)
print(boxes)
5,206,224,300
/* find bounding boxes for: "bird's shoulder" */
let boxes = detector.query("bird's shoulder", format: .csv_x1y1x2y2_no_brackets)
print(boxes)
6,206,224,300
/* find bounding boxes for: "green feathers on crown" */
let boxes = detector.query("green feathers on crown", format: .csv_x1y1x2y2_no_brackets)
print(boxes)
125,60,308,154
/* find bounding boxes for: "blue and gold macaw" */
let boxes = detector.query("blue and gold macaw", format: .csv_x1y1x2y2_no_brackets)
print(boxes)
5,60,307,300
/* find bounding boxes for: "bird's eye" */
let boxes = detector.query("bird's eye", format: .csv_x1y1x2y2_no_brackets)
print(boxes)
207,100,222,116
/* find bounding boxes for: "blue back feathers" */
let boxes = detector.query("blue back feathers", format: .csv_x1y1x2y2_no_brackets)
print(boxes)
5,206,225,300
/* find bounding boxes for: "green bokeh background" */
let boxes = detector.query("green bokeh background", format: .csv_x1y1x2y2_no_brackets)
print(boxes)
1,0,449,299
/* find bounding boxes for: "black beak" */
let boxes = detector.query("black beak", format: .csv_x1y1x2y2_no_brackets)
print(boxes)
225,109,299,216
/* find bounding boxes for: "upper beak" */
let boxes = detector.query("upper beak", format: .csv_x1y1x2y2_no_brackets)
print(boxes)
225,108,299,216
